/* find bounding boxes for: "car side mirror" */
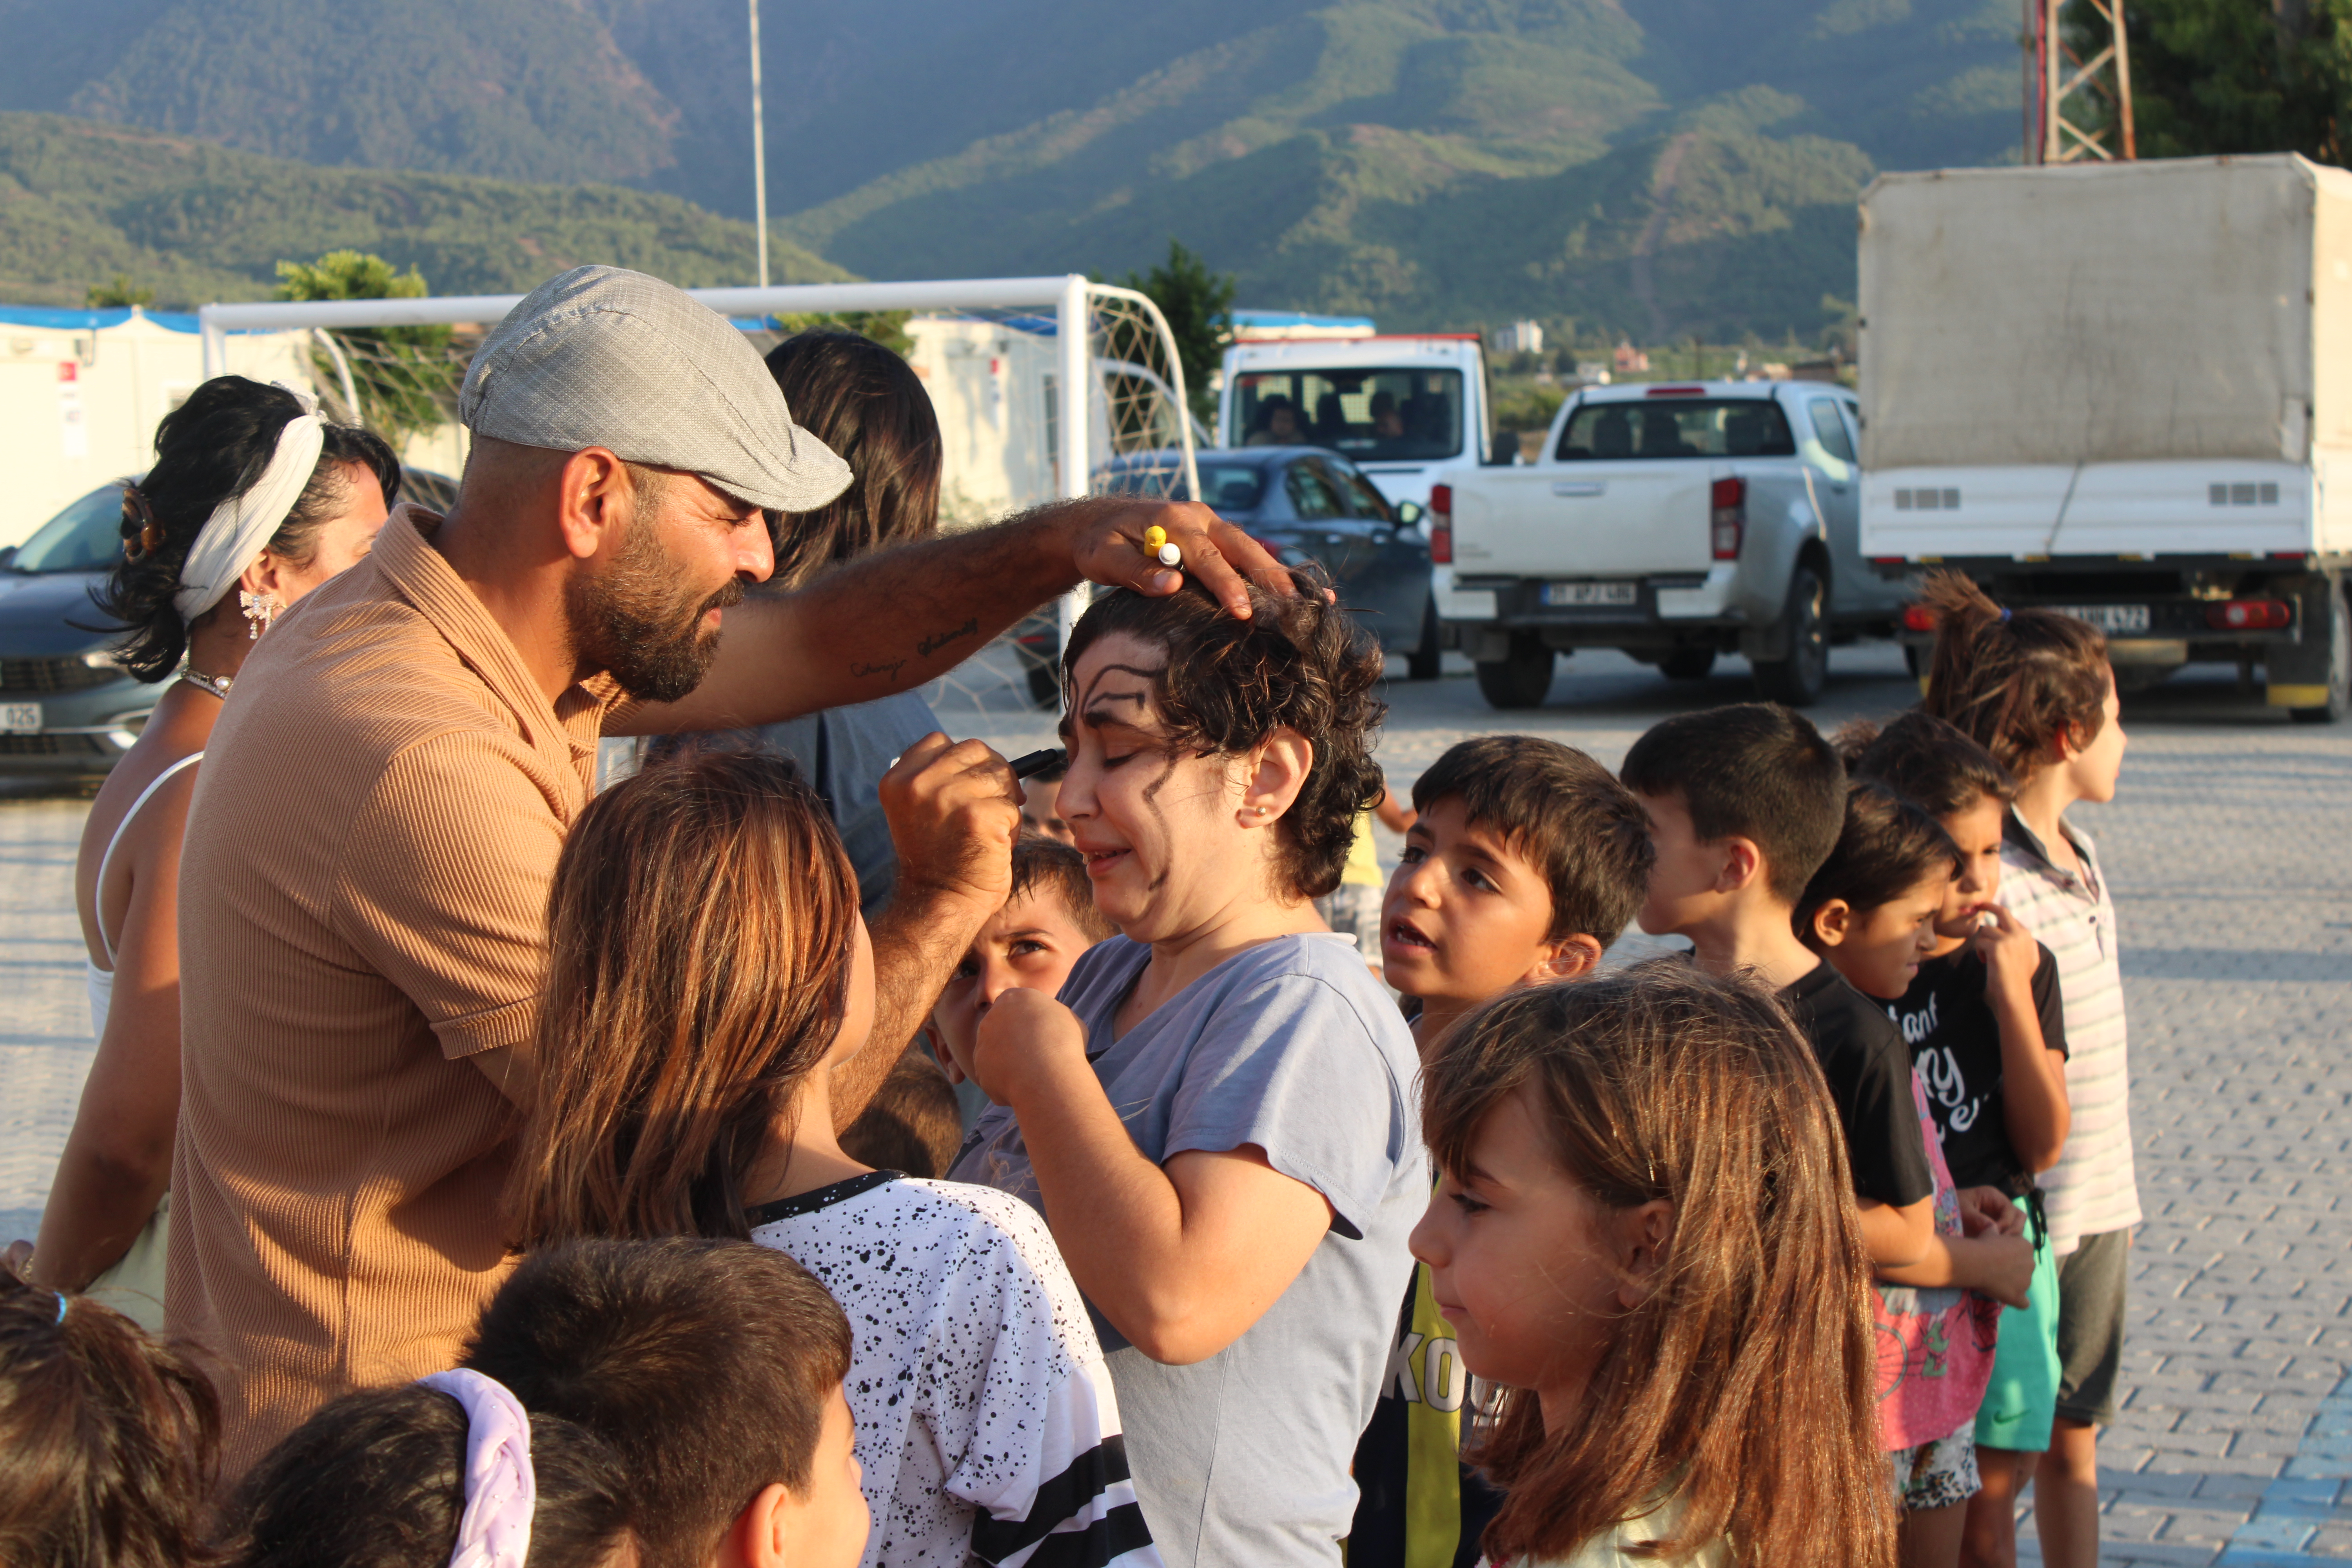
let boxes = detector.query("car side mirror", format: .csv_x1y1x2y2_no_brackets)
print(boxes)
1395,501,1424,529
0,546,15,570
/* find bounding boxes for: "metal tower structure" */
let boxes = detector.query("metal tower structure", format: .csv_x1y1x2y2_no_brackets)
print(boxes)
2026,0,2138,163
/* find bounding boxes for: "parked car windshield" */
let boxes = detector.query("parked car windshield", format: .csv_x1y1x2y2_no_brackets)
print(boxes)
13,483,131,573
1100,461,1267,512
1235,369,1463,461
1555,399,1796,461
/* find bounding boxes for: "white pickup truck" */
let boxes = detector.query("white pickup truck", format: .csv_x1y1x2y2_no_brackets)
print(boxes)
1432,380,1909,708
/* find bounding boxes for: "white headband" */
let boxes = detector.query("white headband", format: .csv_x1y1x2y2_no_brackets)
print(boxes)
172,394,325,624
417,1370,537,1568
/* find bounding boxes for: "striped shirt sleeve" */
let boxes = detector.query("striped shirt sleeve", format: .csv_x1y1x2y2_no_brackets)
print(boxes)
2000,814,2140,1254
929,1190,1162,1568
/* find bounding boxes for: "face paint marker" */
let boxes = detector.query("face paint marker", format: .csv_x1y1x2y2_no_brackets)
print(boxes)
1143,524,1182,569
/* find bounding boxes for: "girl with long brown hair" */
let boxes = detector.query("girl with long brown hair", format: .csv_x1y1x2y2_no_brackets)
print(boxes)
1916,571,2134,1568
1410,962,1896,1568
505,750,1157,1568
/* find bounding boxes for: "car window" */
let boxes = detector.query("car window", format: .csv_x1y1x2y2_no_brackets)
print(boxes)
1286,461,1346,520
1235,368,1464,461
1807,401,1857,463
1100,460,1266,512
1327,461,1395,522
1555,399,1795,461
13,483,133,573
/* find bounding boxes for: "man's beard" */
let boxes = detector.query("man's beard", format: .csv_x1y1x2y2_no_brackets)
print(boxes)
568,513,744,703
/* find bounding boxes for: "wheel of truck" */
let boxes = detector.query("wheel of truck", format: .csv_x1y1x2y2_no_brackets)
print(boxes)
1405,596,1442,682
1658,648,1716,681
1752,568,1829,707
1475,634,1555,710
2289,588,2350,724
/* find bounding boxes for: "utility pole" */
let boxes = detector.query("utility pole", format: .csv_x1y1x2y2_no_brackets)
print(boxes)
2027,0,2137,163
749,0,769,288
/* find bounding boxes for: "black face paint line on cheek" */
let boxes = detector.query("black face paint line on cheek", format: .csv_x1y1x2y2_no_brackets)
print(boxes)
1139,753,1180,892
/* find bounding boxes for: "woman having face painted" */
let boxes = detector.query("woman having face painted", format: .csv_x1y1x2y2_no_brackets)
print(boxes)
950,568,1425,1568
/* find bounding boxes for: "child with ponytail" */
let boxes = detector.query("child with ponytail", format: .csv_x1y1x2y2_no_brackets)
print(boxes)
1917,571,2134,1568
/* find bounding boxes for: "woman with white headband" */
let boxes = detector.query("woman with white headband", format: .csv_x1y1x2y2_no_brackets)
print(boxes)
224,1369,638,1568
4,375,396,1326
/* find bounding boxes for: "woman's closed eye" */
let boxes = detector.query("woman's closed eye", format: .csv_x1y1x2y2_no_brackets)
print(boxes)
1449,1188,1491,1217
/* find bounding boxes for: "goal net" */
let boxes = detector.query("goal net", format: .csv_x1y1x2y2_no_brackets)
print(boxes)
204,277,1201,725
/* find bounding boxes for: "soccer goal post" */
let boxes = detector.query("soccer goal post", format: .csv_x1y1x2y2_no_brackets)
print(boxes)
196,275,1203,509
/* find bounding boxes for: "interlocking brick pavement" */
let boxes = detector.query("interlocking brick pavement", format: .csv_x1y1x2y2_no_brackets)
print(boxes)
1,643,2345,1564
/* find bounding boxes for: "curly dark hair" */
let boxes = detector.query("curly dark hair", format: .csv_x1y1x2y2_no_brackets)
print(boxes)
1062,567,1389,900
95,376,401,682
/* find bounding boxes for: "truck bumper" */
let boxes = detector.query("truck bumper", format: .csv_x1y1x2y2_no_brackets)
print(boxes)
1443,573,1760,662
1887,557,2345,706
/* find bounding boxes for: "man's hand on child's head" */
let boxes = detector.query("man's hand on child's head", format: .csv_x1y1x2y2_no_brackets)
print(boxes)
969,988,1088,1108
880,733,1021,920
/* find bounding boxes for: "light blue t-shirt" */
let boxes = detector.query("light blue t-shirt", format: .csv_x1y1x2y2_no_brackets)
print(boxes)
949,932,1426,1568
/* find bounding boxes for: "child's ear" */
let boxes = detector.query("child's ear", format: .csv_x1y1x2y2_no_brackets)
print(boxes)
1613,1197,1676,1310
1522,933,1604,986
1712,835,1765,895
1809,899,1853,949
715,1483,791,1568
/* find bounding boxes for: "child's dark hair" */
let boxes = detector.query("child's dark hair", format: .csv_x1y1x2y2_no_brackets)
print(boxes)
1619,703,1846,903
1917,570,2111,779
223,1387,632,1568
839,1047,965,1178
1423,964,1891,1567
1838,712,2018,818
1009,835,1114,941
96,376,401,682
1410,735,1655,944
764,331,942,588
462,1238,852,1568
1062,568,1387,900
1795,783,1963,944
0,1278,221,1568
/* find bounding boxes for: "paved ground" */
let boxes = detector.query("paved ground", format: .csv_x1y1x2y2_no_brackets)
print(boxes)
2,640,2345,1563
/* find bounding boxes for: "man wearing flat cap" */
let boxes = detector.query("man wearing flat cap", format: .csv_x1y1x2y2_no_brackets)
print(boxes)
166,266,1293,1472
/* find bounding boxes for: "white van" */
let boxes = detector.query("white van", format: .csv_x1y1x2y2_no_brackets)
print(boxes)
1216,334,1495,513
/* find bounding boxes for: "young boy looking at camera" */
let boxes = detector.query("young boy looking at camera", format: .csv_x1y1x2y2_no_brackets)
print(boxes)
1351,735,1656,1568
1620,703,1936,1271
927,837,1112,1096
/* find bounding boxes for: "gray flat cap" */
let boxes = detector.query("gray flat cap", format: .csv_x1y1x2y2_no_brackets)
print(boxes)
461,265,853,514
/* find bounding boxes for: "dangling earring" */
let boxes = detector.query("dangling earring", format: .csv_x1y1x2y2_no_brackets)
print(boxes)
239,590,281,639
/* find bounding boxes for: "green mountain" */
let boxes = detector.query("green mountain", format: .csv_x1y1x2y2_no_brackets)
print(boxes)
0,113,845,309
0,0,2024,338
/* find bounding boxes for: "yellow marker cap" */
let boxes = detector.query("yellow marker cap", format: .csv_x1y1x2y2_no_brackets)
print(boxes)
1143,525,1167,552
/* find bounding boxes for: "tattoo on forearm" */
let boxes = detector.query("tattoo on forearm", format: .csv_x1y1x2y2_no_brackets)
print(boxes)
917,617,981,658
850,658,907,681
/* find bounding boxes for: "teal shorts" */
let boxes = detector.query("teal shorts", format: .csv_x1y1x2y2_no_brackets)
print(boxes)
1975,1193,2062,1453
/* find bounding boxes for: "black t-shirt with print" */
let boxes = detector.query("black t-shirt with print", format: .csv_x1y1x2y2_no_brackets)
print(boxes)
1892,942,2068,1194
1778,960,1936,1209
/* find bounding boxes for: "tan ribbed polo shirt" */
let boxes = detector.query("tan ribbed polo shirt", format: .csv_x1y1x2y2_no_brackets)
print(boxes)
169,505,622,1477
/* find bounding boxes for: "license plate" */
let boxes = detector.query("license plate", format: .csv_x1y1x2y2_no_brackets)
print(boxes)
1543,581,1639,607
2048,604,2151,635
2,703,40,733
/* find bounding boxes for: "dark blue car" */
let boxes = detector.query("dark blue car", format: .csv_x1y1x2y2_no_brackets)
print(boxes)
1094,446,1439,679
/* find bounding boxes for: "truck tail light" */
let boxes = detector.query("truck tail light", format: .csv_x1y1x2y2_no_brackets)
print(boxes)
1430,483,1452,565
1709,477,1744,560
1901,603,1937,633
2207,599,2291,631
